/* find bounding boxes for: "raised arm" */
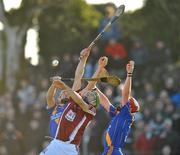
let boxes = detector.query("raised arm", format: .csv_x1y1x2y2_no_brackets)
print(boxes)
83,56,108,91
46,83,57,109
53,79,94,115
72,48,91,91
95,87,112,112
46,76,68,108
121,60,135,106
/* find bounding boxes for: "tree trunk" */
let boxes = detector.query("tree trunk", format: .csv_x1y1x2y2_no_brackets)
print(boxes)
0,31,3,80
4,25,27,91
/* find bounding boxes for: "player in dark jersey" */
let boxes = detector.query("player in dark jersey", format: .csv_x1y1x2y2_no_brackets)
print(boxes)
96,60,140,155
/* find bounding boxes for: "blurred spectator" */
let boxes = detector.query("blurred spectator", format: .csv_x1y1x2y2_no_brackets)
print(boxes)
99,3,121,42
154,100,164,113
1,122,23,155
164,77,178,96
164,103,175,118
134,123,158,155
17,79,36,106
84,60,94,78
159,90,171,105
130,39,149,78
0,36,179,155
105,38,128,68
142,107,152,123
149,113,164,135
152,40,172,67
143,82,156,102
155,119,180,155
171,93,180,107
36,78,49,108
91,45,101,64
25,117,44,154
16,101,30,133
0,94,6,120
172,112,180,136
59,53,73,77
164,77,180,107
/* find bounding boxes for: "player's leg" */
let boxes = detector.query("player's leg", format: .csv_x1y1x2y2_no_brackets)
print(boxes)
39,140,61,155
39,139,78,155
102,148,123,155
111,148,123,155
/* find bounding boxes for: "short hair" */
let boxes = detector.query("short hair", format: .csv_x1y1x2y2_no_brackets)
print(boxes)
106,3,117,10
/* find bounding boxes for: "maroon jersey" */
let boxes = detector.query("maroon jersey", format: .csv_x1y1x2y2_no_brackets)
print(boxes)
55,100,96,145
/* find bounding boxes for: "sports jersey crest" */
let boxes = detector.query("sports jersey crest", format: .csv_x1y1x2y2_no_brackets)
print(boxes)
65,109,76,122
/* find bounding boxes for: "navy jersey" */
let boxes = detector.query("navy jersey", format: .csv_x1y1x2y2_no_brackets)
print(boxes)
48,104,67,138
103,102,133,155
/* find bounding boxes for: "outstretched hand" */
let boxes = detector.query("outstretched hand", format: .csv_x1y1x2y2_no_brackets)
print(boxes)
98,56,108,68
126,60,135,74
52,76,66,89
79,48,91,60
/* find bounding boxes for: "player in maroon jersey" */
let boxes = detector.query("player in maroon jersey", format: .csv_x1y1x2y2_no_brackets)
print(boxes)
39,49,108,155
44,48,91,139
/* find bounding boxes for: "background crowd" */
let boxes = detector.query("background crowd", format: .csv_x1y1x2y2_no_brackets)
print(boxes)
0,2,180,155
0,36,180,155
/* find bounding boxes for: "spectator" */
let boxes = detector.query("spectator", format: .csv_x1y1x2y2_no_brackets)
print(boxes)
17,79,36,106
0,36,179,155
1,122,23,155
134,123,158,155
105,38,128,68
59,53,73,77
143,82,156,102
99,3,121,43
149,113,164,135
155,119,180,155
164,77,180,107
25,118,44,154
36,78,49,108
152,40,172,67
129,39,149,79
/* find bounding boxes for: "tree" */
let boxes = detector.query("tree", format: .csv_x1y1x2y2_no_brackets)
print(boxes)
0,0,101,90
120,0,180,60
38,0,101,68
0,29,3,87
143,0,180,59
0,0,52,90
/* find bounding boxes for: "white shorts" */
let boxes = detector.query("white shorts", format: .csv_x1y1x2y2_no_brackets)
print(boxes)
39,139,78,155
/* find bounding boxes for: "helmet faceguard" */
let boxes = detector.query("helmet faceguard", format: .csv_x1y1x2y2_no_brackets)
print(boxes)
82,90,100,108
59,90,69,104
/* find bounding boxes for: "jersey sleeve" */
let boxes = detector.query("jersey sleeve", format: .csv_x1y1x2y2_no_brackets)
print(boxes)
123,102,131,115
109,105,116,118
46,105,55,116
